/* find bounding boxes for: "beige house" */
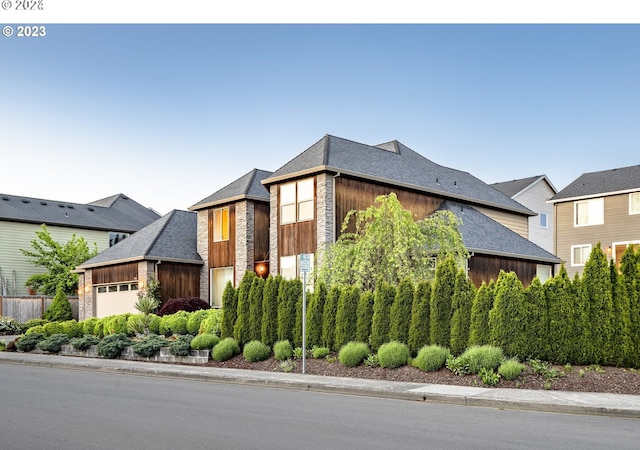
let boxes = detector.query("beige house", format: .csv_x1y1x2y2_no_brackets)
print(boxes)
549,165,640,278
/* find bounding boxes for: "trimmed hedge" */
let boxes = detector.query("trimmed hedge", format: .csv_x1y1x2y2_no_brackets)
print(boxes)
377,341,410,369
212,337,240,362
243,340,271,362
338,341,370,367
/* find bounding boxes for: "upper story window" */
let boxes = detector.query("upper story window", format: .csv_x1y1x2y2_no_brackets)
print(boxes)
213,207,229,242
571,244,592,266
630,192,640,215
280,178,314,224
539,213,548,228
574,198,604,226
109,232,129,247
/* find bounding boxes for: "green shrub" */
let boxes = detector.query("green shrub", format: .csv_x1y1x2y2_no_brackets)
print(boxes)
97,333,132,359
198,309,222,335
26,325,45,335
0,316,21,334
0,341,5,351
70,335,99,351
81,317,99,336
338,341,370,367
446,355,470,376
212,337,240,362
43,288,73,322
220,281,237,338
160,311,189,336
335,286,361,351
104,314,133,336
191,333,219,350
61,320,83,338
42,321,64,337
414,345,452,372
458,345,504,374
377,341,410,369
169,335,193,356
132,334,170,357
370,280,395,351
389,278,414,345
243,340,271,362
248,277,265,343
430,258,456,348
273,340,293,361
234,271,257,346
364,353,379,367
311,346,330,359
20,318,48,333
408,281,431,355
15,333,45,352
306,281,326,348
450,270,475,355
127,314,161,336
478,368,500,386
37,333,70,353
321,285,342,351
93,318,106,338
187,309,211,335
498,358,525,380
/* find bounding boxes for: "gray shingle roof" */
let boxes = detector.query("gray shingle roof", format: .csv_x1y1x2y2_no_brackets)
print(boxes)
491,175,550,198
262,135,533,216
189,169,272,211
438,200,561,264
76,210,202,269
549,165,640,202
0,193,160,233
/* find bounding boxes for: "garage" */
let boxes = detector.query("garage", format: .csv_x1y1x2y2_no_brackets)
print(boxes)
95,282,139,318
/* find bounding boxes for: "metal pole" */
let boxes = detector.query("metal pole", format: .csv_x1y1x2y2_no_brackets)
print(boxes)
302,271,307,374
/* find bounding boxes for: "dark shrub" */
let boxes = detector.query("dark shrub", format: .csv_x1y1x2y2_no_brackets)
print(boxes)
243,340,271,362
37,333,70,353
15,333,45,352
70,335,100,351
132,334,170,357
97,333,132,359
169,335,193,356
212,337,240,362
338,342,370,367
158,297,210,316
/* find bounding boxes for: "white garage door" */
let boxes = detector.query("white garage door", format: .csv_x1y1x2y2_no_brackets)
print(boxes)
95,283,139,318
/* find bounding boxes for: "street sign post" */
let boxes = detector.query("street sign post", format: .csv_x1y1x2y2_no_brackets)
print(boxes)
299,254,311,374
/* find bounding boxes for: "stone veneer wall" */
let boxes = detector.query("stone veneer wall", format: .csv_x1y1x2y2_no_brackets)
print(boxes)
269,184,279,277
235,200,255,286
78,270,91,321
316,173,335,251
196,210,209,302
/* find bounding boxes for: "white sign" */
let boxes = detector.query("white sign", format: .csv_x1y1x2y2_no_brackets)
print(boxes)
299,253,311,273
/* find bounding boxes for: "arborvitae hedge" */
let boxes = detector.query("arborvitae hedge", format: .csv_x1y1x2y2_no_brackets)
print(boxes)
523,278,547,360
261,275,281,347
291,279,304,348
468,281,494,347
321,285,342,350
220,281,237,338
334,286,361,351
620,246,640,368
389,278,414,345
278,278,300,345
355,291,375,344
430,258,456,348
489,271,527,357
369,279,396,351
43,288,73,322
248,276,265,343
306,281,327,348
408,281,431,355
233,271,257,346
610,259,632,367
449,270,475,355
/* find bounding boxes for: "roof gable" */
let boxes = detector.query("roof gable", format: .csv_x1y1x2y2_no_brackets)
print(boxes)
491,175,558,198
189,169,272,211
550,165,640,202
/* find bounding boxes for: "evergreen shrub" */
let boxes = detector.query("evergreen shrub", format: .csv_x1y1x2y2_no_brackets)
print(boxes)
97,333,132,359
243,340,271,362
43,289,73,322
81,317,99,336
311,346,330,359
338,341,370,367
198,309,223,335
37,333,70,353
160,311,189,336
377,341,410,369
70,335,99,351
20,318,48,333
132,334,170,357
61,320,83,338
186,309,211,335
42,321,64,337
169,335,193,356
191,333,219,350
414,345,451,372
273,340,293,361
498,358,525,380
15,333,45,352
212,337,240,362
457,345,504,374
26,325,45,335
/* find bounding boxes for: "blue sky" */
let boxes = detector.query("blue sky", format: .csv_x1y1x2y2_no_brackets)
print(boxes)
1,24,639,215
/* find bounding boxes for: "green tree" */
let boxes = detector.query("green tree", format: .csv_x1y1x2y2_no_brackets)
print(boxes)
334,286,361,350
389,278,414,345
449,269,475,355
355,290,375,344
248,276,265,342
321,285,342,350
291,279,304,348
468,281,495,347
610,258,632,366
306,281,327,348
430,258,456,348
408,280,431,355
220,281,237,338
317,193,468,291
261,275,282,347
489,271,527,358
523,278,547,360
43,287,73,322
20,224,98,295
620,246,640,367
278,278,301,344
369,279,396,351
233,271,256,346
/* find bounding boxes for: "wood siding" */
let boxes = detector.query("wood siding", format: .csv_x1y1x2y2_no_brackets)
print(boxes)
209,205,236,269
91,262,139,284
555,192,640,278
278,178,318,257
254,202,270,262
474,206,529,239
469,254,546,288
157,262,201,303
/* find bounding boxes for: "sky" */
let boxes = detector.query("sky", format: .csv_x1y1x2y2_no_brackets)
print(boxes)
1,4,640,215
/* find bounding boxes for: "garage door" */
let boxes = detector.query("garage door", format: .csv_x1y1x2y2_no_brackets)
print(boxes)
95,283,139,318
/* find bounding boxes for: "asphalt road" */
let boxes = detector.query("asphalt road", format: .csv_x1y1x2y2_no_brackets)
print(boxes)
1,364,638,450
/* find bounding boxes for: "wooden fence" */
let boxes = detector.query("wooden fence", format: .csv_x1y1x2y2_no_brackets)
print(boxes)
0,296,79,323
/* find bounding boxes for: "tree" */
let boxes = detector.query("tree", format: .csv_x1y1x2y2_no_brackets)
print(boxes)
43,288,73,322
355,290,375,344
523,278,547,360
620,246,640,368
321,285,342,351
278,278,301,345
317,193,468,291
408,280,431,355
430,258,456,348
334,285,361,350
449,269,475,355
489,271,527,358
610,258,632,366
248,276,265,342
369,279,396,351
261,275,282,347
20,224,98,295
468,281,494,347
306,281,327,348
220,281,237,338
233,271,256,345
389,278,414,345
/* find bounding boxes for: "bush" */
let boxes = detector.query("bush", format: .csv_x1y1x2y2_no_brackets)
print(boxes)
198,309,223,335
0,316,21,334
157,297,210,316
169,335,193,356
159,311,189,336
414,345,452,372
97,333,132,359
37,333,70,353
81,317,99,336
15,333,44,352
273,340,293,361
70,335,99,351
61,320,83,338
26,325,45,335
478,368,500,386
212,337,240,362
93,319,106,338
104,314,133,336
42,321,65,337
132,334,170,357
186,309,210,335
243,340,271,362
312,346,330,359
498,358,526,380
338,341,370,367
43,289,73,322
458,345,504,374
20,318,48,333
377,341,410,369
191,333,219,350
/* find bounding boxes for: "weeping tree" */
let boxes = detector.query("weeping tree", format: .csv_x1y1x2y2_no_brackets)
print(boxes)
317,193,468,291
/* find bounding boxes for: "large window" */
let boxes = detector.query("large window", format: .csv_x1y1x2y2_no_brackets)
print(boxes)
211,267,233,307
574,198,604,226
280,178,314,224
571,244,592,266
630,192,640,215
213,207,229,242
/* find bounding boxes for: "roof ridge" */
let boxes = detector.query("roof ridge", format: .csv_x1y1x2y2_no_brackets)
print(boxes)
246,169,258,195
143,210,175,257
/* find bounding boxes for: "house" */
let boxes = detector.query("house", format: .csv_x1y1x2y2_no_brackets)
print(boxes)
490,175,557,255
0,193,160,296
74,210,202,320
548,164,640,278
189,169,272,306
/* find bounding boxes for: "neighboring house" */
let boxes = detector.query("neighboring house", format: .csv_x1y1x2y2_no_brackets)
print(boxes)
0,193,160,296
490,175,557,255
548,164,640,278
189,169,272,307
74,210,202,320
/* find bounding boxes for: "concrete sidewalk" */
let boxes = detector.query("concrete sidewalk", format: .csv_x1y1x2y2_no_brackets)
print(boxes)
1,350,639,419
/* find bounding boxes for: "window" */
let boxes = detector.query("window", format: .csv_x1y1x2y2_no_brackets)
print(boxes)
571,244,591,266
536,265,552,283
280,178,314,224
630,192,640,215
211,267,233,307
109,232,129,247
539,213,548,228
213,207,229,242
280,255,298,280
574,198,604,226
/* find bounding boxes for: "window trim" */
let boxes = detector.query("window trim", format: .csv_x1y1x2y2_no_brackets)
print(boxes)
571,244,592,266
630,192,640,215
574,198,604,227
280,178,315,225
213,206,230,242
539,213,548,229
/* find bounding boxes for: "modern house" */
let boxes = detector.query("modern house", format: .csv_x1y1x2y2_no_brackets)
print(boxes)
491,175,557,255
548,164,640,278
0,193,160,296
189,169,272,307
74,210,202,320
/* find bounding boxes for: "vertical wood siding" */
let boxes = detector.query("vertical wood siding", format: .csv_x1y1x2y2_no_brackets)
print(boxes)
91,262,139,284
254,202,270,262
157,263,201,303
468,255,542,288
